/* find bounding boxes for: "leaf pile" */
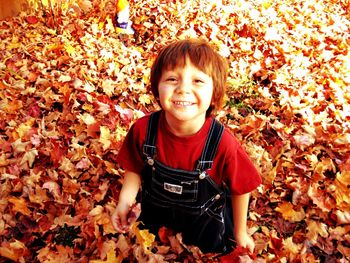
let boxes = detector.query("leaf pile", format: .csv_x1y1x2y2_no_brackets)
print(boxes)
0,0,349,262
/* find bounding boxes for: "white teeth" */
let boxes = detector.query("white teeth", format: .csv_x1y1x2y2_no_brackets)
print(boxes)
174,101,193,106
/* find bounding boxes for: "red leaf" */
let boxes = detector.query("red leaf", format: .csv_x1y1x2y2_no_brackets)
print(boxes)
28,103,41,118
158,226,174,245
271,236,283,251
50,140,66,166
26,16,39,24
220,246,251,263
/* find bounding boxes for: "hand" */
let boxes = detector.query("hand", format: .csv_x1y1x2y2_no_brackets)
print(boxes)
235,232,255,253
111,202,141,233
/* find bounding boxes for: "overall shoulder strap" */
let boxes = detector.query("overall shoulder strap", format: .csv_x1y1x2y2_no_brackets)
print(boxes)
143,110,161,159
196,118,224,171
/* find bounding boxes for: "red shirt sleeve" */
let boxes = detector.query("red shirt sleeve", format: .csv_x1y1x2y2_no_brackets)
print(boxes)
210,130,262,195
116,115,149,174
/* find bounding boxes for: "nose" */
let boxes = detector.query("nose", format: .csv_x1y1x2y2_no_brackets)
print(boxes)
176,80,191,94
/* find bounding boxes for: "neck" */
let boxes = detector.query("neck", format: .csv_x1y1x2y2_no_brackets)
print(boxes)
164,113,206,137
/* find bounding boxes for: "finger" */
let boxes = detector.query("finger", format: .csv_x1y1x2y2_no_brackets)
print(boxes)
120,213,128,228
127,203,141,225
111,212,125,233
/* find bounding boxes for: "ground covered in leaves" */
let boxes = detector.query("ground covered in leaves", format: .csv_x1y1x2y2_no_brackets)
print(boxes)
0,0,350,262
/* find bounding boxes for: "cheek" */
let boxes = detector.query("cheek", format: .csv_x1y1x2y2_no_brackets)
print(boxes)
158,88,169,106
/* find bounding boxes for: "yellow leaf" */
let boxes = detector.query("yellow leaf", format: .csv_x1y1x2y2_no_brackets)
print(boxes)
132,222,155,254
102,79,115,97
334,172,350,209
79,113,96,125
0,153,9,167
275,202,305,222
90,250,123,263
90,240,122,263
89,205,104,217
46,28,57,35
64,43,76,55
20,149,38,168
306,220,328,245
100,126,111,150
12,139,30,154
262,0,272,9
115,126,127,142
283,237,302,254
15,119,34,138
139,94,152,105
7,42,21,50
46,43,60,51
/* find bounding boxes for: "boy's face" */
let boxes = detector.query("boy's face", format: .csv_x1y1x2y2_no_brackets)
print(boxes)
158,58,213,130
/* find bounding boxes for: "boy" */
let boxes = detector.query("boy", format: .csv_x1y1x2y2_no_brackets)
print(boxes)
111,38,261,254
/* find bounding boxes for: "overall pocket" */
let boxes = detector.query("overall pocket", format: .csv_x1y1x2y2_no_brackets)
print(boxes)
150,161,199,203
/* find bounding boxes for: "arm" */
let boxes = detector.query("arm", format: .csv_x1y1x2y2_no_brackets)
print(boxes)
231,192,255,253
111,170,141,232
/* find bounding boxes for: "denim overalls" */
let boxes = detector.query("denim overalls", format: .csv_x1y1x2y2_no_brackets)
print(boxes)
139,111,234,253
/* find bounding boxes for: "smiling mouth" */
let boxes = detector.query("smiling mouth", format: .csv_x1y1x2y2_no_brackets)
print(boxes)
173,101,195,106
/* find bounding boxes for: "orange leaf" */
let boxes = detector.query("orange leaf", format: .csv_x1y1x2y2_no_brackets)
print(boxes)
0,240,28,261
0,246,19,261
275,202,305,222
132,222,155,254
306,220,328,245
8,197,31,216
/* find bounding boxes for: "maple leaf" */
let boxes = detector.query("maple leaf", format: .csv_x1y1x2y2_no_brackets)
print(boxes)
306,220,329,245
293,132,315,150
11,139,30,155
0,240,28,262
25,15,39,24
8,196,31,216
37,245,75,262
283,237,302,257
19,149,38,168
99,126,112,150
76,157,90,170
335,210,350,224
138,93,153,106
90,240,123,263
132,222,156,254
94,180,109,202
275,202,306,222
115,105,134,123
28,185,50,208
50,140,66,166
116,234,131,259
43,181,61,200
334,171,350,210
308,182,336,212
220,246,252,263
158,226,174,245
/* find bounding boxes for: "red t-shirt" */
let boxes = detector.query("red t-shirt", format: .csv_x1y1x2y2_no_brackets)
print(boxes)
117,111,261,195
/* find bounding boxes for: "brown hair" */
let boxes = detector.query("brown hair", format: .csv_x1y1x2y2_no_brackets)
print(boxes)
150,38,228,116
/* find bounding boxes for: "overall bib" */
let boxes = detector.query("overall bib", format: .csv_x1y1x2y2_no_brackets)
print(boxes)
139,111,234,253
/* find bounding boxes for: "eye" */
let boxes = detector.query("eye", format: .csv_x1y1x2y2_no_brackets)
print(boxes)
166,77,177,82
194,79,205,84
